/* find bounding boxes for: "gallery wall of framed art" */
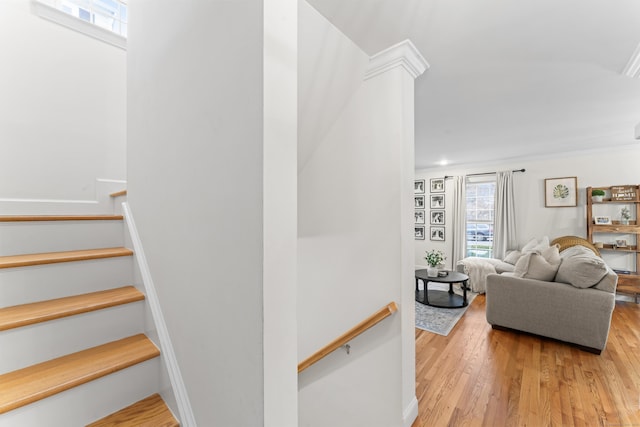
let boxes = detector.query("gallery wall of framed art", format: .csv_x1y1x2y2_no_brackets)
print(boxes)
415,178,446,241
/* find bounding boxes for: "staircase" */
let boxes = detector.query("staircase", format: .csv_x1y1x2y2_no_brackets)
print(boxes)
0,214,179,426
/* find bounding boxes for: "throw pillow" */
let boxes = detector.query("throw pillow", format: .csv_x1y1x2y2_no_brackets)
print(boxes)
521,236,550,253
513,244,561,281
503,250,522,265
556,250,609,288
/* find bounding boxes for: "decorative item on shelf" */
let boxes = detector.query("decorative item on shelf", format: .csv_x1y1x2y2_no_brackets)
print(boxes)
591,188,605,203
611,185,637,201
616,239,628,248
425,249,446,277
594,242,604,249
594,216,611,225
621,207,631,225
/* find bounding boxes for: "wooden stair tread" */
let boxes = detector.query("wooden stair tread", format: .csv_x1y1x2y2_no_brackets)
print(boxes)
0,286,145,331
86,393,179,427
0,247,133,269
110,190,127,198
0,334,160,414
0,215,123,222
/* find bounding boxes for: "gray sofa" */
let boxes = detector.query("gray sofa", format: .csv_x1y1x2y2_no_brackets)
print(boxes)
485,244,618,354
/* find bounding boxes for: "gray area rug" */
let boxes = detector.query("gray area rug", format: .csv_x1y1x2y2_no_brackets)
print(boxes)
415,282,477,336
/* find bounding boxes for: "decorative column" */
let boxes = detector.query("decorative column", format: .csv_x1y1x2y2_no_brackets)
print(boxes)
365,39,429,427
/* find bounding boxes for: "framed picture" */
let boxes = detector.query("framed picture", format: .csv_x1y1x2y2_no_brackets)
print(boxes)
430,210,445,225
545,177,577,207
430,178,445,193
430,194,445,209
415,195,425,209
414,179,425,194
415,210,425,224
594,216,611,225
430,226,445,241
415,226,425,240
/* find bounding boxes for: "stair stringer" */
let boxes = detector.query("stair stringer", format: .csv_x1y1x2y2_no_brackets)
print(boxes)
123,202,196,427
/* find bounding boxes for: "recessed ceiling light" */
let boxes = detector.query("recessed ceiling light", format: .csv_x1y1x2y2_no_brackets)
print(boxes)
438,160,449,166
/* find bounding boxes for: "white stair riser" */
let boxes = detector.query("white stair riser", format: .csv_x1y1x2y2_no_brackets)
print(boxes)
0,257,133,307
0,221,124,256
0,358,161,427
0,301,145,374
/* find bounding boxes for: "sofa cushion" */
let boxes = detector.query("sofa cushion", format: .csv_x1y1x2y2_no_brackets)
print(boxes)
556,246,609,288
503,250,522,265
513,245,561,281
521,236,550,253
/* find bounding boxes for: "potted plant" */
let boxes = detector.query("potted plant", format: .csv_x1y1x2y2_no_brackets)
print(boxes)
592,189,605,202
425,249,446,277
621,207,631,225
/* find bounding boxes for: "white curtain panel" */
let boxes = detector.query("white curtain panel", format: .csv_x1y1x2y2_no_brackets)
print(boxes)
494,171,518,259
451,176,466,268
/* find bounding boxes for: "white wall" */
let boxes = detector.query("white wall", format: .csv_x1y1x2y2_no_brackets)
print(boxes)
127,0,297,425
0,0,125,202
298,4,420,426
415,145,640,272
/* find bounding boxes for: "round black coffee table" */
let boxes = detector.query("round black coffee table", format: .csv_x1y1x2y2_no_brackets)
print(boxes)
415,270,469,308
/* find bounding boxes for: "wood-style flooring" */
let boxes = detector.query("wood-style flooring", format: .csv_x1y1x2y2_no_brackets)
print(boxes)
412,294,640,427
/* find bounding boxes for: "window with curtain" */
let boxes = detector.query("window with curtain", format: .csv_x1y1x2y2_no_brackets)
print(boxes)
466,177,496,258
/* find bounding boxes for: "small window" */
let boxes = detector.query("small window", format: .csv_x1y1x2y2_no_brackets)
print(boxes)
33,0,127,48
466,177,496,258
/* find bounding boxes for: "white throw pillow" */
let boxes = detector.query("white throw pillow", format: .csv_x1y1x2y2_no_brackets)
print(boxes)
513,244,561,281
556,249,609,288
503,250,522,265
521,236,550,253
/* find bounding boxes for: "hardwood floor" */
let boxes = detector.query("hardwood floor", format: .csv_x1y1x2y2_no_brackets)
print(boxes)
412,294,640,426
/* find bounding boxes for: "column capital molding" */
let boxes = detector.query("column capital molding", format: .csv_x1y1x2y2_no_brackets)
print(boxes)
365,39,429,81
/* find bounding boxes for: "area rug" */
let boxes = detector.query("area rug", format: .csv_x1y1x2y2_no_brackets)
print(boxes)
415,282,477,336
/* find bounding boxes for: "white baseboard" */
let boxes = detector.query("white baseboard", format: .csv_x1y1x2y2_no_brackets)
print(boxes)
0,178,126,215
403,396,419,427
122,202,196,427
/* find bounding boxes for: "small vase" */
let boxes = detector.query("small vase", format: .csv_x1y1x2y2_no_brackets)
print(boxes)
592,196,603,203
427,266,438,277
621,219,629,225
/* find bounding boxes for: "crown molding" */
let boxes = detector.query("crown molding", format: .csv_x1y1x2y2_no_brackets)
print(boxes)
365,39,429,81
622,41,640,78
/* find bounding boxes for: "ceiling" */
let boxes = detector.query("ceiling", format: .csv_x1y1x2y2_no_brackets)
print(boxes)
306,0,640,169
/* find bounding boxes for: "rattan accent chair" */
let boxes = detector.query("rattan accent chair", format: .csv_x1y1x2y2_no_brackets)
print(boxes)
551,235,600,257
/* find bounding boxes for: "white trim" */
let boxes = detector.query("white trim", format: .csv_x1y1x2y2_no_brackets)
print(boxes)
402,396,419,427
32,0,127,50
622,41,640,78
97,178,127,184
635,122,640,139
122,203,196,427
0,178,126,215
365,39,429,81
